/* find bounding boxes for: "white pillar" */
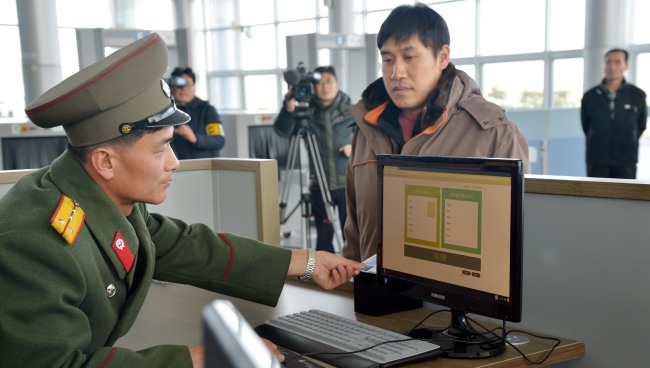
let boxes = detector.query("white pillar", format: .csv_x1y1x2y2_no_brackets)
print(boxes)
583,0,634,89
328,0,355,95
16,0,62,105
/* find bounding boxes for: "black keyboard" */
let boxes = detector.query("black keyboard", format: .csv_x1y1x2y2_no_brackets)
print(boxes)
256,309,441,368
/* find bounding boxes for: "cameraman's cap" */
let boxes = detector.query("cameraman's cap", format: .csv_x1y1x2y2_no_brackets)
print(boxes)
25,32,190,147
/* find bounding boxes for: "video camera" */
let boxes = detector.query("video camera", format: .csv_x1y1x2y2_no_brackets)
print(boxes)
283,62,321,104
166,76,188,88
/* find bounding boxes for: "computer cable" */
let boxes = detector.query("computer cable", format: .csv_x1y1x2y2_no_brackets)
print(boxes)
463,314,562,365
398,308,562,365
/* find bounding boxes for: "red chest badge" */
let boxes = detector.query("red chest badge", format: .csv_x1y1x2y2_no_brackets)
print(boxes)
112,231,134,272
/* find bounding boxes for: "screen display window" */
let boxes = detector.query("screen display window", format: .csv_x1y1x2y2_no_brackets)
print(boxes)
382,166,512,300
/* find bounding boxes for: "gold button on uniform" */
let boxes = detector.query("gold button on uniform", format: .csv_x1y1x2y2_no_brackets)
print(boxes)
106,284,116,298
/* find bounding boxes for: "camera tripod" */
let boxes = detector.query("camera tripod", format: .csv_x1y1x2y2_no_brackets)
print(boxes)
278,112,344,253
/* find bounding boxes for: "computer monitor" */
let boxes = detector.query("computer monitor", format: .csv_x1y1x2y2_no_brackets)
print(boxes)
203,300,282,368
376,155,524,359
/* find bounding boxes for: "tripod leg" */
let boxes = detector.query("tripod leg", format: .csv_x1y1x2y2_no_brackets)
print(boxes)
279,131,315,250
279,134,301,224
304,132,345,253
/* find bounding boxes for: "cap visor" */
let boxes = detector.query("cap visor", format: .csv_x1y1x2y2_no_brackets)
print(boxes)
149,106,191,128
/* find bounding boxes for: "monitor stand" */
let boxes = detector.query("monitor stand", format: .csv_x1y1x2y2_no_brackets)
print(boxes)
407,309,506,359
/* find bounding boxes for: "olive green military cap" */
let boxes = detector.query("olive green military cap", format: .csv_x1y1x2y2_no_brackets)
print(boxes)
25,32,190,146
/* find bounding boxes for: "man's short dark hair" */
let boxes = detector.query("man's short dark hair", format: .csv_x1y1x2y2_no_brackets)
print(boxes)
605,48,629,62
377,2,450,57
171,66,196,84
314,66,337,80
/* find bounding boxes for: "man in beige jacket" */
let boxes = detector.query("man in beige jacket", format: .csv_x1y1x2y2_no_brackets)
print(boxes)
342,3,529,262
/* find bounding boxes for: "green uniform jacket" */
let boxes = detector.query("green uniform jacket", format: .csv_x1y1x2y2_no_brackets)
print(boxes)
0,151,291,367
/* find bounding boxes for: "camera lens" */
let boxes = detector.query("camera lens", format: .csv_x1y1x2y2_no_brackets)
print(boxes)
297,85,309,98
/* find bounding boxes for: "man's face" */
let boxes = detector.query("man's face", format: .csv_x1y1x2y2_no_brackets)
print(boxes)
604,51,628,82
381,34,450,117
172,74,195,105
105,127,179,211
314,71,339,107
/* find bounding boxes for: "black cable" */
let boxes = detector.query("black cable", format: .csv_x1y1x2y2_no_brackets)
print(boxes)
402,308,451,336
462,314,562,365
502,328,562,365
281,337,425,364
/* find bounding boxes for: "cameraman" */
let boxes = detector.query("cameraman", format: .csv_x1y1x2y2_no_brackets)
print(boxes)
170,66,226,159
274,66,354,254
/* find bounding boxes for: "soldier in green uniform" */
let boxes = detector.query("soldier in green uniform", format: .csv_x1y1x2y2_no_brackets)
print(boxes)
0,33,364,368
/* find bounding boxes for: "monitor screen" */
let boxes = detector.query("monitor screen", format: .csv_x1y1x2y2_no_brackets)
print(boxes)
203,300,282,368
376,155,524,358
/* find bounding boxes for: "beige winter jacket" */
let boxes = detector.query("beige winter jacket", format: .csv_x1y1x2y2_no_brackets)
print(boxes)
342,69,530,262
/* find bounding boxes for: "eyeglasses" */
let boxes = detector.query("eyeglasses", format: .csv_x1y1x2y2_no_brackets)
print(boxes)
316,79,337,86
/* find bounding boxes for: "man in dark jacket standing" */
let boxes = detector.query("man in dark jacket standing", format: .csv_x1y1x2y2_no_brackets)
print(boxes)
170,66,226,159
274,66,354,253
581,48,647,179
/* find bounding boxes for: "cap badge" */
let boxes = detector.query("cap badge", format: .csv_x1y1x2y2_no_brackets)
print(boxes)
50,194,86,245
161,79,171,98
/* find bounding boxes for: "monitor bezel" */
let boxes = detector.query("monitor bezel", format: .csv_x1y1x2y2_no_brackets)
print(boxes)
376,155,524,323
203,300,282,368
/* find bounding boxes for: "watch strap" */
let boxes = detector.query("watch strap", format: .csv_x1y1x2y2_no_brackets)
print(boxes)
299,248,316,282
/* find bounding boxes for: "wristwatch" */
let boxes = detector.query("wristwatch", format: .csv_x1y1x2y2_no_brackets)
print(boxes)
299,248,316,283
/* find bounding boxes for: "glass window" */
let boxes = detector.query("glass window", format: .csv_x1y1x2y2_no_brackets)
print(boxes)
319,18,329,34
210,76,242,110
431,0,476,58
479,0,545,56
353,0,363,13
366,10,391,34
0,0,17,24
0,26,23,119
353,13,363,34
318,49,330,67
456,64,476,81
634,0,650,44
635,53,650,99
483,61,545,109
239,0,274,25
552,58,583,108
244,74,278,110
133,0,173,30
59,28,80,80
366,0,413,12
241,24,276,70
318,1,328,17
204,0,236,28
549,0,585,51
277,0,316,22
56,0,111,28
206,30,239,71
277,20,317,68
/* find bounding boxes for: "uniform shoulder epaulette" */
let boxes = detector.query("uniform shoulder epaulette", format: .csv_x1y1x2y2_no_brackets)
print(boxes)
49,194,86,245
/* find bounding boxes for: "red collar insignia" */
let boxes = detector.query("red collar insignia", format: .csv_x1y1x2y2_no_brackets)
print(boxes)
112,231,134,273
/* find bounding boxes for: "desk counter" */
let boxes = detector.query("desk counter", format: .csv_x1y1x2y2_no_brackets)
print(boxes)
118,279,585,368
